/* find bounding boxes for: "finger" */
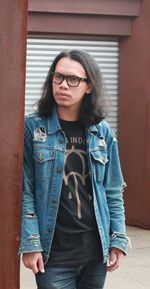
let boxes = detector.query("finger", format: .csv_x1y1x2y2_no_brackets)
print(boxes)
38,256,45,273
107,252,124,272
107,251,117,272
107,262,119,272
109,250,117,266
116,253,124,267
32,262,39,274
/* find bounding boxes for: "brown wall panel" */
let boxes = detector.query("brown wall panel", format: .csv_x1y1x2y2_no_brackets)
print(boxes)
28,13,131,36
28,0,140,36
119,0,150,229
29,0,140,16
0,0,28,288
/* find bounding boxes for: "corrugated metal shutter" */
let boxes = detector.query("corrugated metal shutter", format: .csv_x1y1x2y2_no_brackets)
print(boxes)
25,38,119,132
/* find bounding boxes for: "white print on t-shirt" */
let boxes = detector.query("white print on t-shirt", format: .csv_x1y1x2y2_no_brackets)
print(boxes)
63,145,91,219
66,136,87,145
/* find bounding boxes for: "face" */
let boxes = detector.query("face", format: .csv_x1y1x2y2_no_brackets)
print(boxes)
52,57,92,114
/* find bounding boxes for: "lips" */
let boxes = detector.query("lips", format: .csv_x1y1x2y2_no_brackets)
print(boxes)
55,92,71,99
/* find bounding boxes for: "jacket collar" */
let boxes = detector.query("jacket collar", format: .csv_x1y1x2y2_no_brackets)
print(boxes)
47,106,61,134
47,106,101,135
87,122,102,134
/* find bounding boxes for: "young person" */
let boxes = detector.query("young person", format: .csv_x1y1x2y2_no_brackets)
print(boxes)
19,49,128,289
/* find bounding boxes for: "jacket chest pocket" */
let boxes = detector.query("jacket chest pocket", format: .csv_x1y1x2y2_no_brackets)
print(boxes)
91,150,108,182
33,146,55,179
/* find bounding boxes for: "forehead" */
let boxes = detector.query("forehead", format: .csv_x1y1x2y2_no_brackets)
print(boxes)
55,57,86,76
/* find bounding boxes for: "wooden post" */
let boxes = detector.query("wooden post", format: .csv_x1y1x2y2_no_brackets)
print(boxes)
0,0,28,288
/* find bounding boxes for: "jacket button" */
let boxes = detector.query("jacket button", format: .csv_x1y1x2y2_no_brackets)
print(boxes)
57,168,63,173
47,228,53,233
52,199,57,205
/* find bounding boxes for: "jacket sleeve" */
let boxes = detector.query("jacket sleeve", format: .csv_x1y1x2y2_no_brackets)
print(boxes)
103,124,129,255
18,117,43,254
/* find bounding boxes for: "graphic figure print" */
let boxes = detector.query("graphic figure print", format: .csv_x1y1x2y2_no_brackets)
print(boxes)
63,145,91,219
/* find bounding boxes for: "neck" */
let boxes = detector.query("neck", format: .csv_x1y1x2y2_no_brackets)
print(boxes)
57,106,80,121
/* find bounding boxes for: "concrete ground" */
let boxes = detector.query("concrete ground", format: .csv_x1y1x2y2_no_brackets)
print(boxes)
20,226,150,289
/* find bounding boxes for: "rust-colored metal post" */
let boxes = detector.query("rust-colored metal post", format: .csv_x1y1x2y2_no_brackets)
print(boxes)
0,0,28,288
119,0,150,229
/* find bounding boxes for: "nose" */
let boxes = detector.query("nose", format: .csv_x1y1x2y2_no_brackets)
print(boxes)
60,77,69,88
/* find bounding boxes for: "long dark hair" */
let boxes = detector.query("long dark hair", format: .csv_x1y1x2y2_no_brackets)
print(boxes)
37,49,107,127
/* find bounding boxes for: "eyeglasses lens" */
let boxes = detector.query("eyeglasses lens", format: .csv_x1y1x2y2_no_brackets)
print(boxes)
52,73,86,87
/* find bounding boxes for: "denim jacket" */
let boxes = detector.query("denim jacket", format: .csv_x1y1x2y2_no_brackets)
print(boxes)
19,108,128,263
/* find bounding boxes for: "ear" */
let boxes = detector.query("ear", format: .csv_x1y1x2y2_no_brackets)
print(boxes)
85,83,93,94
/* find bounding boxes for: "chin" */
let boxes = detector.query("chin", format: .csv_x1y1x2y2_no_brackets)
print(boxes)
55,100,70,107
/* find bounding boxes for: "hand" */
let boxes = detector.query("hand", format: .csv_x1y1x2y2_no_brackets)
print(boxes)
107,247,124,272
22,252,45,274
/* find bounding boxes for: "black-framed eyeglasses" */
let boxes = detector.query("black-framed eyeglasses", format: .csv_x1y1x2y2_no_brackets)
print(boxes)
51,72,88,87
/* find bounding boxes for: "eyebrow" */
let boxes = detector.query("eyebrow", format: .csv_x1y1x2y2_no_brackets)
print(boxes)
54,72,87,78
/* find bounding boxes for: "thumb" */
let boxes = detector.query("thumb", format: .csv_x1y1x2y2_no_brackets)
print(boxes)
38,255,45,273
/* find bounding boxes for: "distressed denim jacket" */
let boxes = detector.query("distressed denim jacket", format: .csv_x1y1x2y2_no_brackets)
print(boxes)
19,108,128,264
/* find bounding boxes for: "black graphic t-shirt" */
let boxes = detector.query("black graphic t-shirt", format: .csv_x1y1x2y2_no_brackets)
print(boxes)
48,119,103,265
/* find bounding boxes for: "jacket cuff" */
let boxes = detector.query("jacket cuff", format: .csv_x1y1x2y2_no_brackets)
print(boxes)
110,232,130,255
18,238,43,254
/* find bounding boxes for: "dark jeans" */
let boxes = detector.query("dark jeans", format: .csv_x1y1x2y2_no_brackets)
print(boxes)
35,261,107,289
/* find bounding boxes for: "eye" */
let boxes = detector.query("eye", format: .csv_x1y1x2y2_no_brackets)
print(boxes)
68,76,79,82
54,73,63,80
52,73,64,84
